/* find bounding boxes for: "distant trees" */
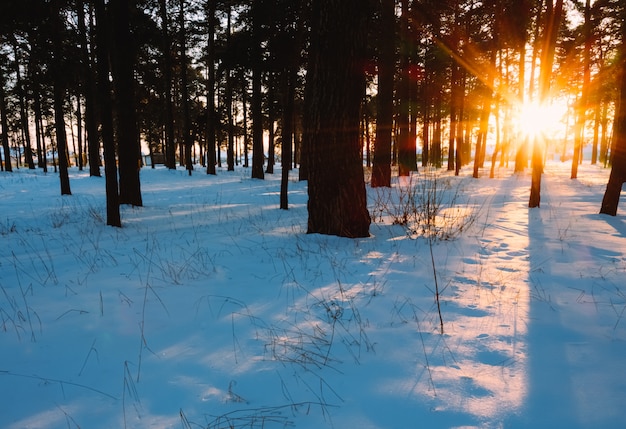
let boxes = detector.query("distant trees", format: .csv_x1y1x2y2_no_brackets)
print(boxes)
1,0,625,234
371,0,395,188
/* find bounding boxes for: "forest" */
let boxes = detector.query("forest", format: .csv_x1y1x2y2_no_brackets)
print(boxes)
2,1,626,428
1,0,625,235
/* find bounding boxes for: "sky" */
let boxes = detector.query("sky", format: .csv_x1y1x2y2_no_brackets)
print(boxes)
1,161,625,429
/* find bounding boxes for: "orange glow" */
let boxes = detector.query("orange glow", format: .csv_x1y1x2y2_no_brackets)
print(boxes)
517,99,568,141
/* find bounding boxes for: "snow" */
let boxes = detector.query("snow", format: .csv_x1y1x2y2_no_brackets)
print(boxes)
1,161,625,429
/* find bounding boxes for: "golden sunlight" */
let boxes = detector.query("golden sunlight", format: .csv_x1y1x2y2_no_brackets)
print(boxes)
518,100,568,141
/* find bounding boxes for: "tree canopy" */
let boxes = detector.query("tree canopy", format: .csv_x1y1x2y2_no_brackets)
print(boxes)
1,0,625,229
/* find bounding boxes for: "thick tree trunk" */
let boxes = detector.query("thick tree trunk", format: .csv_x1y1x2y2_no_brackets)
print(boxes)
304,0,371,238
52,80,71,194
600,9,626,216
110,0,142,206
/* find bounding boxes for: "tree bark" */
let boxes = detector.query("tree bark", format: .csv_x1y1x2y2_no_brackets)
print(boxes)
110,0,142,206
95,0,121,226
50,0,71,195
600,7,626,215
0,77,12,172
205,0,217,175
304,0,371,238
280,67,295,210
179,0,193,175
226,7,235,171
251,0,264,180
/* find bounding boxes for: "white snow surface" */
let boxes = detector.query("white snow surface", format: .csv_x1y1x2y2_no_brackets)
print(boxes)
1,162,625,429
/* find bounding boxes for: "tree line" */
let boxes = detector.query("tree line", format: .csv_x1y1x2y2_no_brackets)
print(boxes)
0,0,625,235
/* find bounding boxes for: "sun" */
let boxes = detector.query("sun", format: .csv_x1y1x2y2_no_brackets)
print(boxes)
518,99,568,140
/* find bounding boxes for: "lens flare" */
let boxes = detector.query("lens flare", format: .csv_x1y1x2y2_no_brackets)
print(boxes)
518,100,567,140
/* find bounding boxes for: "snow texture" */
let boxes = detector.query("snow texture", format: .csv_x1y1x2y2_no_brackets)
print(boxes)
1,162,625,429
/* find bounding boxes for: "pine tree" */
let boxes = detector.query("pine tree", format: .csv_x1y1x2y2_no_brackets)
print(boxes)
600,3,626,215
304,0,371,238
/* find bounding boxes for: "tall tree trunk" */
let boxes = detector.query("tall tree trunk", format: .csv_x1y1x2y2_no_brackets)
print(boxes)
397,0,414,176
205,0,217,175
33,91,44,169
266,82,275,174
448,62,460,172
34,91,47,171
530,0,563,208
159,0,176,170
13,43,35,169
95,0,121,226
571,0,591,179
371,0,394,188
242,76,249,168
422,78,430,167
110,0,142,206
515,43,528,173
599,6,626,215
226,7,235,171
304,0,371,238
75,94,84,170
280,67,295,210
591,100,600,164
455,68,466,174
600,100,609,166
433,95,443,167
0,77,12,172
516,0,543,173
473,46,496,178
77,2,101,176
179,0,193,175
50,0,71,194
251,0,264,179
52,70,71,194
447,4,462,173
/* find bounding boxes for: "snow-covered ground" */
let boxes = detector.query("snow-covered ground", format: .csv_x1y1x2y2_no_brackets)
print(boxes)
1,161,625,429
